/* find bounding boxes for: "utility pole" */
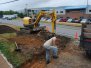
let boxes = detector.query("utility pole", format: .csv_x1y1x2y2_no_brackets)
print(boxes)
86,0,90,18
25,4,28,17
87,0,88,14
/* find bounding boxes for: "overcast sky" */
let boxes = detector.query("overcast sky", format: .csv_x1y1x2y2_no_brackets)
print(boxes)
0,0,91,11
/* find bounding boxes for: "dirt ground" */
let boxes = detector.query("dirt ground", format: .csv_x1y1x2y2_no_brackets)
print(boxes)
8,31,91,68
8,31,70,68
47,43,91,68
0,25,18,34
1,24,91,68
16,41,91,68
20,42,91,68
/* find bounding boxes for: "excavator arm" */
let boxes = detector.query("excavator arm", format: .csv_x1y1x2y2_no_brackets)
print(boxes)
34,10,56,33
50,10,56,33
34,11,47,28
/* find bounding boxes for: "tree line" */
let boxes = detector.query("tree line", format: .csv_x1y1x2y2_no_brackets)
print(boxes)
0,10,26,18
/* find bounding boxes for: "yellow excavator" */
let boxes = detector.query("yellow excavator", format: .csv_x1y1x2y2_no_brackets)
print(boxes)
20,10,56,34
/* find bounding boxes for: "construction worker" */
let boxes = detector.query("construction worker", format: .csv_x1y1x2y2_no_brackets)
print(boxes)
43,35,60,64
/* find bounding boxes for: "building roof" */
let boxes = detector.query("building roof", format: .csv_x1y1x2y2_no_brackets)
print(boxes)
64,5,87,10
29,5,91,10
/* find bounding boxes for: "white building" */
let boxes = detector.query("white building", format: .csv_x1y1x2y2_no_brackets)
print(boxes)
55,7,66,15
20,5,91,18
86,5,91,14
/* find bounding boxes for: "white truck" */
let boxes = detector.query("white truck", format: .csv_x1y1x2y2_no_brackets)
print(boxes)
3,14,18,20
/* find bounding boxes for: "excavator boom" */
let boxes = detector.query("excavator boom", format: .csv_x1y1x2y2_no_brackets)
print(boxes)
34,10,56,33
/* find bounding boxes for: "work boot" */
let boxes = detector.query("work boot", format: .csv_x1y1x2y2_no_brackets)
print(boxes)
53,56,58,59
46,60,50,64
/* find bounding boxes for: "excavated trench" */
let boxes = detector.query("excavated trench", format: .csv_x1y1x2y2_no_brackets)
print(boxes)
9,31,71,68
1,25,91,68
0,25,70,68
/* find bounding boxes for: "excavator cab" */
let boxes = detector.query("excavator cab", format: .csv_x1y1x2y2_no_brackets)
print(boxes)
23,17,32,26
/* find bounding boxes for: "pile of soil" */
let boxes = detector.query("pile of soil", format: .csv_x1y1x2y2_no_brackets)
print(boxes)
0,25,18,34
37,31,71,49
9,35,45,56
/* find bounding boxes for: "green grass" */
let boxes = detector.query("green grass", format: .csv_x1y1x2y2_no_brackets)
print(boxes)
0,33,17,39
0,40,27,68
0,32,33,68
